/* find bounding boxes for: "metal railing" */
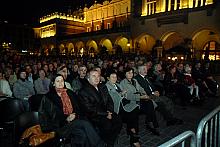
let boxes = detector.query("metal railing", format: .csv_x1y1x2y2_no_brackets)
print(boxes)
158,130,196,147
196,105,220,147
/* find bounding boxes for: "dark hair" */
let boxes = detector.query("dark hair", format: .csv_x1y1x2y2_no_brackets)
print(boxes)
106,69,117,78
124,67,134,74
51,74,64,84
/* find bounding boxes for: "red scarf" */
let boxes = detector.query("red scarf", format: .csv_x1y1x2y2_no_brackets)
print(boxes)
56,88,73,115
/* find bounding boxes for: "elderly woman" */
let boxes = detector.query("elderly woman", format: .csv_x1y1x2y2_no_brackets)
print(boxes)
38,74,103,147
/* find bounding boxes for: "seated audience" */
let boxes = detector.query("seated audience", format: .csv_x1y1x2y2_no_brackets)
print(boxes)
38,74,103,147
78,69,122,147
135,65,183,126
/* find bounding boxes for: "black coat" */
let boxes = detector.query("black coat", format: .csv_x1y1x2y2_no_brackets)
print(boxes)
78,83,114,123
38,88,81,132
135,74,155,96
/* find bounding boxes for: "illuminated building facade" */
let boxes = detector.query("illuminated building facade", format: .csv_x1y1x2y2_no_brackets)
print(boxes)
34,0,220,60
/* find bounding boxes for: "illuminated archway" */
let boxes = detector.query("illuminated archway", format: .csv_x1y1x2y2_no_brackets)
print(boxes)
75,41,85,56
136,34,156,54
59,44,65,54
100,39,113,53
192,29,220,60
67,43,74,55
161,32,184,50
115,37,129,53
86,40,98,53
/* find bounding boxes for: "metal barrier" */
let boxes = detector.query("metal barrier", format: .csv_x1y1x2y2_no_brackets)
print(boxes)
196,105,220,147
158,130,196,147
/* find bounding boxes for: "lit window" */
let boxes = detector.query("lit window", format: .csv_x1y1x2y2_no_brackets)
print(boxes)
87,27,90,32
96,25,100,31
107,23,110,29
145,0,156,15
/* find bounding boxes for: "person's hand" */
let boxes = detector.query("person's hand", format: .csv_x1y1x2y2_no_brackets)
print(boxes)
121,90,127,95
67,113,76,122
140,94,150,100
106,111,112,120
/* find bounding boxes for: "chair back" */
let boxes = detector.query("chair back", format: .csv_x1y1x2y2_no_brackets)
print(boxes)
29,94,44,111
15,111,39,132
0,98,25,123
15,112,39,143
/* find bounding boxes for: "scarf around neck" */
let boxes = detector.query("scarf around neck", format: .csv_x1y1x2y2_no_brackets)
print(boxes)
56,88,73,115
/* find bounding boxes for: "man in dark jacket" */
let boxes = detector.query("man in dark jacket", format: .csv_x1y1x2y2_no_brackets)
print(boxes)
135,65,183,126
78,69,122,147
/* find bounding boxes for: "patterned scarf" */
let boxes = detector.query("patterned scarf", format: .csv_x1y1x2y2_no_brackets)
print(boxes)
56,88,73,115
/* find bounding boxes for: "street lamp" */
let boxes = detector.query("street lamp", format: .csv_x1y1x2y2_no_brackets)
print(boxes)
127,41,130,53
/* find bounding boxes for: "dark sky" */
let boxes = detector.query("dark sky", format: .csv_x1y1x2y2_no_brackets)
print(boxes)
0,0,104,24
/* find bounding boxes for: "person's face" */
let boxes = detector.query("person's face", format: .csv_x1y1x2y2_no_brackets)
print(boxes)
140,66,148,76
178,64,184,71
73,65,78,72
156,64,162,71
171,67,176,73
49,64,54,71
95,68,101,75
53,62,58,68
26,66,32,73
78,67,87,78
37,63,42,69
5,68,12,75
88,71,100,86
43,65,48,72
39,70,45,78
109,73,117,84
125,70,133,80
20,72,26,79
54,76,64,89
146,61,152,70
60,67,68,79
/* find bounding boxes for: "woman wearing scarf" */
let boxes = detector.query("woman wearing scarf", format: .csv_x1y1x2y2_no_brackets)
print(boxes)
38,74,103,147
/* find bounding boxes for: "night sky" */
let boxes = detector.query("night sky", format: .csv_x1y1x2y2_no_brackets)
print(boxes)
0,0,104,24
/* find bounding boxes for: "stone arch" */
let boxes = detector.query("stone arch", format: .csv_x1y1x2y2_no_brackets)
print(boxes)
161,31,184,50
75,41,85,55
135,33,156,54
114,36,129,53
59,44,65,54
86,40,98,53
192,29,220,59
99,38,113,54
67,43,74,55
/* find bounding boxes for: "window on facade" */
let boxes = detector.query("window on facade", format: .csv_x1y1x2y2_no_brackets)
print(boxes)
202,41,220,60
96,25,100,31
146,0,156,15
165,0,169,11
177,0,180,10
107,23,110,29
171,0,175,11
87,27,90,32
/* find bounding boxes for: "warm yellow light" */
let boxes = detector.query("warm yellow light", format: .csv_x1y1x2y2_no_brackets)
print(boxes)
40,12,85,23
80,48,84,53
168,57,171,59
181,57,184,60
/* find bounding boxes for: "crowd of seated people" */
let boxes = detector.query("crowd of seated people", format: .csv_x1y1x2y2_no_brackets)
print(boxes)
0,53,219,147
